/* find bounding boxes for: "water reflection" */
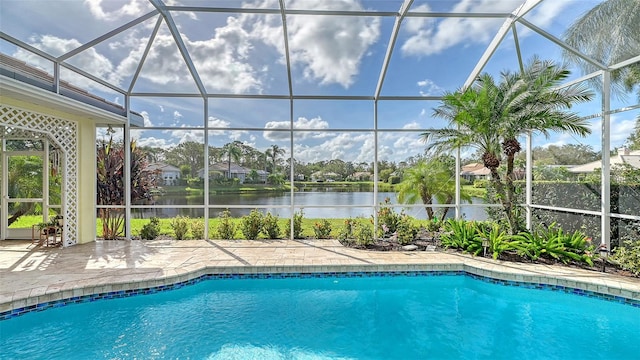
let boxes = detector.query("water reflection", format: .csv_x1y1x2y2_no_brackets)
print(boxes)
133,191,488,221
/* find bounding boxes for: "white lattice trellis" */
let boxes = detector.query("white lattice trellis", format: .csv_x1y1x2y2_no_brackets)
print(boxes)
1,105,78,246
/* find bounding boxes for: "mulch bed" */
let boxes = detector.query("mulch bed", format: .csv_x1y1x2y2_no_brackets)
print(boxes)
341,230,637,278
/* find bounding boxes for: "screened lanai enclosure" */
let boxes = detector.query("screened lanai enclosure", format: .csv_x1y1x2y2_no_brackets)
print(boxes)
0,0,638,248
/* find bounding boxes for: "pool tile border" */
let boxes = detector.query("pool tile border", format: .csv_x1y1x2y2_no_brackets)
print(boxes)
2,266,639,320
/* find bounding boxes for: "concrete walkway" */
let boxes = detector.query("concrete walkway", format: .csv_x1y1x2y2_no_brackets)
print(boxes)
1,239,639,315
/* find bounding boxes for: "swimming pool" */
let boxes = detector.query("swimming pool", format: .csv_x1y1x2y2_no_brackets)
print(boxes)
1,272,639,359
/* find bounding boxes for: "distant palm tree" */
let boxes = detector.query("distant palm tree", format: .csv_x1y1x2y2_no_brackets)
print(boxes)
424,57,593,233
563,0,640,97
265,144,285,174
396,158,471,220
222,142,242,179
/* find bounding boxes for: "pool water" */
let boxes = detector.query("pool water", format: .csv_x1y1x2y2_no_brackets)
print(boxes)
1,275,638,359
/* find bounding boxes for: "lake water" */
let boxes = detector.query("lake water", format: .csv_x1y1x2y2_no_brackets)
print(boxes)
133,191,488,221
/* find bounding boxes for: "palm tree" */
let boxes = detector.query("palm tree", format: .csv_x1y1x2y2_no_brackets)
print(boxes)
222,142,242,179
563,0,640,96
265,144,285,174
499,58,593,230
424,75,504,203
396,157,471,220
424,57,593,234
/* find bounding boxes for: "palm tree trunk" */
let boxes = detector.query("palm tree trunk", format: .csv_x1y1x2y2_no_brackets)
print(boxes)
439,195,453,220
420,191,435,220
504,153,518,234
488,166,517,234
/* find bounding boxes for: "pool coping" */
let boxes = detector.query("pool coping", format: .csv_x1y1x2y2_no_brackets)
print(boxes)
3,261,640,320
2,239,639,319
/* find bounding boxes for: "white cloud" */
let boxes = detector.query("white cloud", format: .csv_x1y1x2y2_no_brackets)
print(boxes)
417,78,444,96
135,136,173,148
208,116,231,136
184,17,263,93
229,130,248,141
402,122,421,130
294,133,372,163
524,1,573,30
263,116,331,141
84,0,150,22
165,127,204,144
173,111,183,120
248,0,380,88
402,1,520,56
610,115,637,146
14,35,120,88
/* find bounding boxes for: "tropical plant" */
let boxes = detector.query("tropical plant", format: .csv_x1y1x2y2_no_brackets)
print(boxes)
476,222,517,259
267,173,285,186
441,219,481,253
265,144,285,173
396,156,470,220
97,135,154,239
222,142,242,179
425,57,593,234
262,212,281,239
562,0,640,98
216,209,236,239
240,209,263,240
170,215,190,240
6,155,45,226
513,223,595,266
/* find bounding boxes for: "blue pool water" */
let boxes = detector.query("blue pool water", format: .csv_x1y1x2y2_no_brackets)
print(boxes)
1,274,639,359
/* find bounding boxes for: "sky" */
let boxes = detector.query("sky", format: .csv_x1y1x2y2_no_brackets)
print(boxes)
1,0,638,165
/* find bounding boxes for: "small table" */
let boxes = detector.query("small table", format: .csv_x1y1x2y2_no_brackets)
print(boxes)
31,225,62,247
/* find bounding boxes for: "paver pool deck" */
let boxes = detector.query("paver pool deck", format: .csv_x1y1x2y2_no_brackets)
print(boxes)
1,239,639,315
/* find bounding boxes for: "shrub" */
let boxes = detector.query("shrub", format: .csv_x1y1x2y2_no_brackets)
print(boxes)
338,218,355,244
291,210,304,238
140,217,161,240
353,218,374,246
377,198,400,237
473,179,488,188
425,217,442,232
388,175,401,184
170,215,190,240
396,214,418,245
313,219,332,239
610,240,640,276
241,209,263,240
216,210,236,239
191,219,205,239
262,212,281,239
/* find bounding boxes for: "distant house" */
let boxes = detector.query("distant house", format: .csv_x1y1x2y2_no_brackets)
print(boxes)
198,162,268,183
311,171,340,182
461,163,490,181
348,171,372,181
569,147,640,174
146,162,181,186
